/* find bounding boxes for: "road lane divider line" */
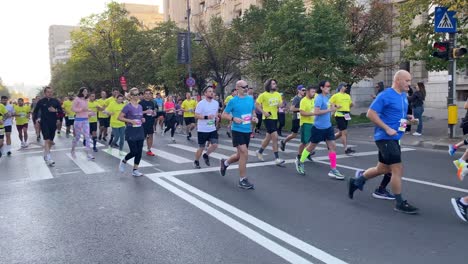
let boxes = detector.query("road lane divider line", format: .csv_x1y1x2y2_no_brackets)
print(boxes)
26,156,54,180
162,175,349,264
153,177,317,264
169,144,230,160
151,148,192,163
66,152,105,174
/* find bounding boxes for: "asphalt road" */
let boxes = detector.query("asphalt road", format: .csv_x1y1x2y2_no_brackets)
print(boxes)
0,123,467,264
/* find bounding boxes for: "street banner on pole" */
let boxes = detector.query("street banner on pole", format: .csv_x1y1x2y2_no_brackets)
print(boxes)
177,32,189,64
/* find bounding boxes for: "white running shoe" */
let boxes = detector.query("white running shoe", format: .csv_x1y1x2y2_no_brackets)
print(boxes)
256,150,264,161
275,158,285,166
119,151,126,156
119,160,126,172
132,170,144,177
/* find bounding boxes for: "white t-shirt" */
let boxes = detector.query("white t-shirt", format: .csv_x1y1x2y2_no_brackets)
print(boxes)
195,99,219,132
4,104,14,126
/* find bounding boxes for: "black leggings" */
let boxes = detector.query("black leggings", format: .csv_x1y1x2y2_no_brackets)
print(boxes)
278,112,286,133
125,140,144,165
256,113,263,130
164,113,177,137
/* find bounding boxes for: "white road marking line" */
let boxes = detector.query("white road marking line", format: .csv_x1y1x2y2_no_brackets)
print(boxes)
280,141,326,150
248,142,296,153
56,170,82,175
102,148,152,167
60,127,105,147
153,177,316,264
151,148,192,163
250,137,356,148
13,147,87,156
152,167,165,173
163,175,348,264
215,144,258,157
66,152,105,174
170,144,230,160
26,156,53,180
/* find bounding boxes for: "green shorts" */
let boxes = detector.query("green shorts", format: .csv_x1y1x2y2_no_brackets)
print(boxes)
300,123,313,144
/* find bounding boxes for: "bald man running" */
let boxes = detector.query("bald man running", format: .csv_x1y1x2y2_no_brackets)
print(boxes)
347,70,419,214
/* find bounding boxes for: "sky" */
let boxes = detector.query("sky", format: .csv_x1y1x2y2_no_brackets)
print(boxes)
0,0,163,90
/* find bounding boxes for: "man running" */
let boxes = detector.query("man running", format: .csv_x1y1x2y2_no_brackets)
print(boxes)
139,89,158,156
294,85,316,173
31,96,42,141
255,79,285,166
154,92,165,133
62,94,75,138
181,92,197,140
280,85,306,152
224,88,237,138
329,83,355,154
0,102,7,158
97,90,110,141
220,80,258,189
32,86,62,166
347,70,419,214
0,96,14,156
295,81,344,179
193,86,219,169
13,98,31,148
87,92,99,152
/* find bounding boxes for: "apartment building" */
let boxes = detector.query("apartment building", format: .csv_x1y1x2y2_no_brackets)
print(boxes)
123,3,164,29
48,25,78,71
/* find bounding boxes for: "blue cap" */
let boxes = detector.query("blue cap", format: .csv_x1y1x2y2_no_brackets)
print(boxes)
297,85,305,91
336,83,347,93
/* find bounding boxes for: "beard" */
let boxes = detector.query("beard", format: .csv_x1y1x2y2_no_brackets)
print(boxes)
206,95,213,99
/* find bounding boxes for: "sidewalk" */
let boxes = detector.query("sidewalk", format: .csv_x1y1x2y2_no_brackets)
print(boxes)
350,106,466,150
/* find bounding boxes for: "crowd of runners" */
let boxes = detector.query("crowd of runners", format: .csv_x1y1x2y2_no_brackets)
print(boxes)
0,70,467,222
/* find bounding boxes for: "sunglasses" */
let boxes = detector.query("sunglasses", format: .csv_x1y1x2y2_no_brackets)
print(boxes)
241,85,249,89
131,93,139,96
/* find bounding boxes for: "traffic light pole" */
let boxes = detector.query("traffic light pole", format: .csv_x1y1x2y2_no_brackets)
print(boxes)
448,33,456,138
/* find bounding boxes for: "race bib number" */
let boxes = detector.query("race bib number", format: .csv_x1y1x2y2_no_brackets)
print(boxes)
344,113,351,121
132,119,142,127
207,119,215,126
296,113,301,119
398,118,407,132
68,116,75,120
241,114,252,125
19,112,26,117
0,129,4,136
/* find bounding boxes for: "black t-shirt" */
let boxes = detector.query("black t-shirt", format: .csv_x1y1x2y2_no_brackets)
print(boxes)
139,100,158,121
33,97,62,122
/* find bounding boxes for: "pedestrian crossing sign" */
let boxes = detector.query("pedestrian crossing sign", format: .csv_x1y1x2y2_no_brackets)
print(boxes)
434,7,457,33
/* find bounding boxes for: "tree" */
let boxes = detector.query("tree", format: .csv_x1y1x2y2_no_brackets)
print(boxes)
397,0,467,71
0,77,10,98
195,17,243,100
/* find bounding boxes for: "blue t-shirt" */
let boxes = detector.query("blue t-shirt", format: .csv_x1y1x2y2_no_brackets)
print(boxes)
370,88,408,141
154,98,164,111
224,96,255,133
313,94,332,129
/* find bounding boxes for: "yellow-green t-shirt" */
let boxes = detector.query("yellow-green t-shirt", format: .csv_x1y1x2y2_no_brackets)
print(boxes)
256,91,282,120
105,97,116,107
96,98,109,118
14,105,31,126
88,100,99,123
105,101,125,128
181,99,197,118
224,95,234,105
299,96,315,126
0,104,7,129
62,100,75,117
329,92,352,117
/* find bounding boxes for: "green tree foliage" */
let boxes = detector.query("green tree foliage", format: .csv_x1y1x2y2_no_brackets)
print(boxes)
398,0,467,71
0,77,10,98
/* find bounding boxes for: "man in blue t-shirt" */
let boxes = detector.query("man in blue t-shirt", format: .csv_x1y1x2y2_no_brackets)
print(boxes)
220,80,258,190
348,70,419,214
296,81,344,179
153,93,165,132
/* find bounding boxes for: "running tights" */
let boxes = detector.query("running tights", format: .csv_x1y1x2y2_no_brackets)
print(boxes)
125,140,144,165
164,113,176,137
72,120,91,152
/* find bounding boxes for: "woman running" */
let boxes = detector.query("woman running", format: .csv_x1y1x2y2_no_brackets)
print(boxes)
71,87,94,160
163,95,177,143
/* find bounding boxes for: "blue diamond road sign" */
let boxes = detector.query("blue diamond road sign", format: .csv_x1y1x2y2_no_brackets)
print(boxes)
434,7,457,33
186,77,196,87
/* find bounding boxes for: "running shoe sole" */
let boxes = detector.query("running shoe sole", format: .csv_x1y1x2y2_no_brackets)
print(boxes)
372,192,396,200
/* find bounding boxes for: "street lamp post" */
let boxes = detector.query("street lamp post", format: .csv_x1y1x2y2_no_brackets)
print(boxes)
186,0,193,92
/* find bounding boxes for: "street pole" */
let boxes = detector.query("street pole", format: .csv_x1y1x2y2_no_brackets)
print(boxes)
186,0,193,93
448,32,456,138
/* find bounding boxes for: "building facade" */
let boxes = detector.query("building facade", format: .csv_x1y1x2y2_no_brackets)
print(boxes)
49,25,78,71
122,3,164,29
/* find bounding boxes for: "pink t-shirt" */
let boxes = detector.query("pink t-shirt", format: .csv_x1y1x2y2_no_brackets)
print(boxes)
72,97,89,118
164,101,175,113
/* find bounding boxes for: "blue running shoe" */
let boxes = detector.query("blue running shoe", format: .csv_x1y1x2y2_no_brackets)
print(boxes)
448,144,457,156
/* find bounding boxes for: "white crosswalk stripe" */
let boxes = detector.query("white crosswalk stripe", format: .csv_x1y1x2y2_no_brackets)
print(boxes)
151,148,193,163
170,144,230,160
102,148,153,167
25,156,54,180
66,152,106,174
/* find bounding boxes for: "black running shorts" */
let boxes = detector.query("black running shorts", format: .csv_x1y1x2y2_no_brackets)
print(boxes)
376,140,401,165
232,131,251,148
197,131,218,147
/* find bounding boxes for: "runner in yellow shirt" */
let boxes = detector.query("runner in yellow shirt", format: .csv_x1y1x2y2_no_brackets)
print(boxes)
87,92,99,152
62,95,75,138
104,88,120,144
329,83,355,154
255,78,285,165
295,85,317,174
104,94,126,155
13,98,31,148
181,92,197,140
97,90,110,141
223,89,237,138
